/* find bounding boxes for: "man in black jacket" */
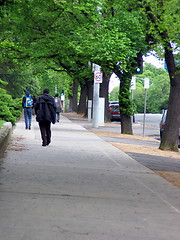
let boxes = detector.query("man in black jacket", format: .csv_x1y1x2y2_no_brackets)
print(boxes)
35,89,56,146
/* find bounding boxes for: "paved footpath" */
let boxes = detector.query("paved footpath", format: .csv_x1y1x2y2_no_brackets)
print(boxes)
0,115,180,240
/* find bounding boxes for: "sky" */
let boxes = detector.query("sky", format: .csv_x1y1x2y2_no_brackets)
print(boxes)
109,54,164,92
143,54,164,68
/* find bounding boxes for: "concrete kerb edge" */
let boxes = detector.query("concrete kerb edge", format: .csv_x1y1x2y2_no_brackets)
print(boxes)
0,122,13,159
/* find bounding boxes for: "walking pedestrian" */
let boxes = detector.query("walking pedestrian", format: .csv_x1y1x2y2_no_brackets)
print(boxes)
32,96,37,115
22,91,33,130
35,89,56,146
54,93,62,122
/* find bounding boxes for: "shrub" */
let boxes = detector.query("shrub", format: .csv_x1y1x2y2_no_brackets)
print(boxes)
9,98,22,119
0,88,22,125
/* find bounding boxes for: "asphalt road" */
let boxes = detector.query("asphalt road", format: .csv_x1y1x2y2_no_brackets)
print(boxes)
134,113,162,128
83,113,162,140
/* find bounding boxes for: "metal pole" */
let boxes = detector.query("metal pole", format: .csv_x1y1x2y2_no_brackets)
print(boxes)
92,64,101,128
131,90,135,123
143,89,147,137
131,89,134,100
88,100,92,120
92,82,100,128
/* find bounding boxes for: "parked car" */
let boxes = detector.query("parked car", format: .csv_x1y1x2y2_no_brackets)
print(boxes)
109,103,121,121
109,101,119,105
160,109,180,146
108,103,135,122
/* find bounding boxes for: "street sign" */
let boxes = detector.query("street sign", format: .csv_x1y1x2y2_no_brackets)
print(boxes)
144,78,150,89
94,71,103,83
131,77,136,90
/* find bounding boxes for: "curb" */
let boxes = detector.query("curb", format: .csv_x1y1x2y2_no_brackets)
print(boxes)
0,122,12,159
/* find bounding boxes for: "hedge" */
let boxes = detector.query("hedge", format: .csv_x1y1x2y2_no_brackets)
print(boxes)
0,88,22,125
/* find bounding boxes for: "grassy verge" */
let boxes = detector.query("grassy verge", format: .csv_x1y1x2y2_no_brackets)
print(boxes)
0,120,5,129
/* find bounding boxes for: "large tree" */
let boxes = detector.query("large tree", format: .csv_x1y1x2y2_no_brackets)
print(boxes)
1,0,180,151
73,0,149,132
0,0,96,99
138,0,180,151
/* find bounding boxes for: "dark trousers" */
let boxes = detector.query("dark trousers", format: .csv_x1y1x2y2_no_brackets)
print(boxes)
39,121,51,146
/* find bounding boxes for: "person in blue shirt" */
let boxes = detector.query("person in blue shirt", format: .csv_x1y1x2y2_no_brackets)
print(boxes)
22,91,33,130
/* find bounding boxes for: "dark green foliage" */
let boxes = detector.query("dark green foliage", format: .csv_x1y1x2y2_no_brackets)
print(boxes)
0,86,22,125
0,63,40,98
119,75,136,117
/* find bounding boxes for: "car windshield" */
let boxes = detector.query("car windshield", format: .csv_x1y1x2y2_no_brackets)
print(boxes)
110,105,119,111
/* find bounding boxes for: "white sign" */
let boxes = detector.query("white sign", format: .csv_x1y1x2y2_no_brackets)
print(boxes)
131,77,136,90
144,78,150,89
92,63,101,72
94,71,103,83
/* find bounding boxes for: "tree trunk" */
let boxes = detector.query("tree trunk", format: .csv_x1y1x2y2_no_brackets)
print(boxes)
77,79,94,117
77,83,87,114
115,71,133,135
84,79,93,118
159,44,180,151
87,79,93,101
139,2,180,151
68,80,78,112
121,113,133,134
100,72,111,122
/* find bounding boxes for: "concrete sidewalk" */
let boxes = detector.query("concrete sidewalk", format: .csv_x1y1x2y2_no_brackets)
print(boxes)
64,112,180,188
0,115,180,240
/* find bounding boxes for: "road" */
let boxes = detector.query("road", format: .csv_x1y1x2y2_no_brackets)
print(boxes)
133,113,162,138
92,113,162,139
134,113,162,128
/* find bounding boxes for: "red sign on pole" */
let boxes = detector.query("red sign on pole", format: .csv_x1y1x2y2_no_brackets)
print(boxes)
94,71,103,83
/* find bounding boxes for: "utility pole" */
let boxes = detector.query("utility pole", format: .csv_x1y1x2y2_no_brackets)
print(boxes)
92,64,102,128
131,77,136,123
143,78,150,136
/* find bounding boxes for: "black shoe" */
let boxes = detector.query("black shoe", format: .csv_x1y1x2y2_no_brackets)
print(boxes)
42,142,47,146
29,125,31,130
